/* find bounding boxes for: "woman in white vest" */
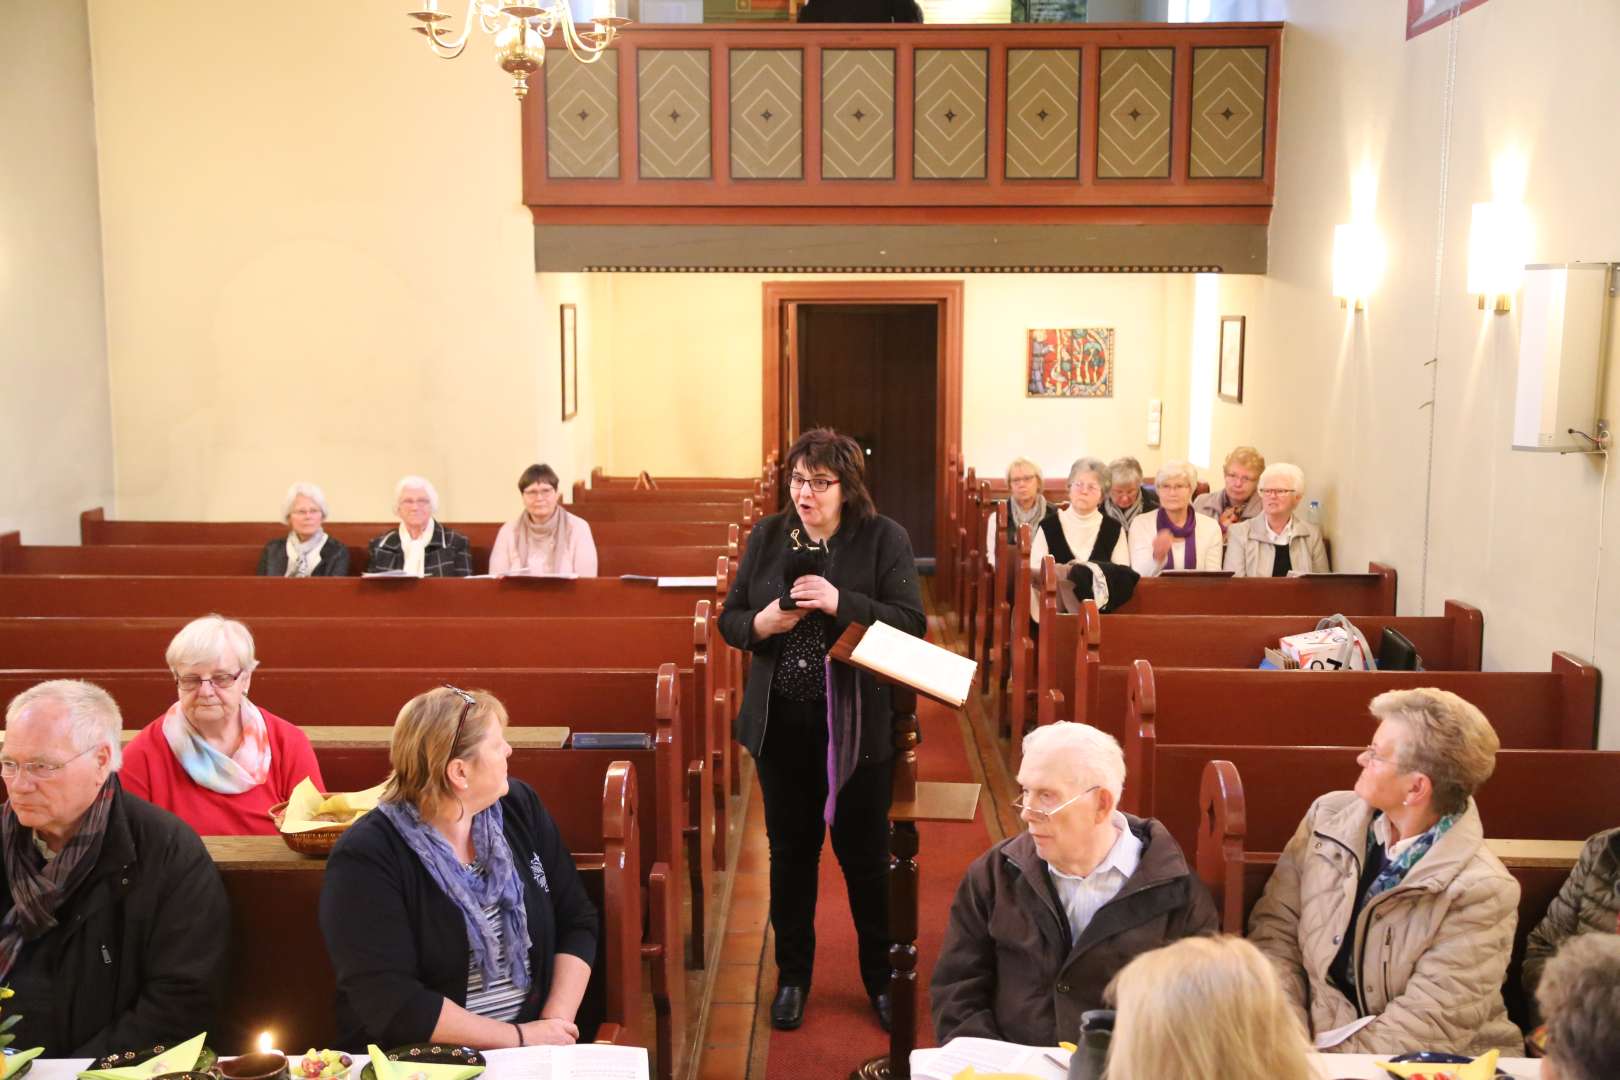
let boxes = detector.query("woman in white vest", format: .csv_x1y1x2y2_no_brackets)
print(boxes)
1223,463,1329,577
1027,457,1129,624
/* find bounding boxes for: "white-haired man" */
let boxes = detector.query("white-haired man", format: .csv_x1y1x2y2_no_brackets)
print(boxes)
0,680,228,1056
366,475,472,576
931,722,1216,1046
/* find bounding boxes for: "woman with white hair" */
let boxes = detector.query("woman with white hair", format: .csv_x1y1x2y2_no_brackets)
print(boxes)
1247,688,1522,1055
121,615,324,836
1028,457,1134,623
1127,461,1223,576
985,457,1056,570
256,481,350,577
366,475,472,577
1223,462,1329,576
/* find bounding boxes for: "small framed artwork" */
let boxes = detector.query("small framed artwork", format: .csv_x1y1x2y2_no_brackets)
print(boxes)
1218,315,1245,404
560,303,578,422
1026,327,1115,398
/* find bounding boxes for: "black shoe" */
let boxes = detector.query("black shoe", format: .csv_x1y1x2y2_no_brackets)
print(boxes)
771,984,807,1030
871,991,892,1033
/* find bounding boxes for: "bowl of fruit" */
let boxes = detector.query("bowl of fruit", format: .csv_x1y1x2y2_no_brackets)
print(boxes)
293,1050,354,1080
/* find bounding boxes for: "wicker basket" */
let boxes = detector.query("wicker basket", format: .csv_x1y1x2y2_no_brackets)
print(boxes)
268,800,352,857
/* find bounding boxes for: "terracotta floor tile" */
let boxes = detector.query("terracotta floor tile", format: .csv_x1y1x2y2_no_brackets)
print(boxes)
711,961,761,1004
720,929,765,965
729,873,770,900
693,1042,750,1080
727,898,768,934
704,1002,755,1047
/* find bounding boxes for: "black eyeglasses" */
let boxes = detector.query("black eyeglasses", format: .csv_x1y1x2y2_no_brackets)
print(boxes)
443,684,476,746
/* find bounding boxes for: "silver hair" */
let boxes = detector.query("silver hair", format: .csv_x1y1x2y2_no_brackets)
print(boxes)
1537,933,1620,1080
1020,721,1126,802
279,481,330,522
5,679,123,770
1107,456,1144,488
165,614,260,675
1155,460,1199,490
1067,457,1111,489
1259,462,1305,496
1005,457,1043,485
394,475,440,514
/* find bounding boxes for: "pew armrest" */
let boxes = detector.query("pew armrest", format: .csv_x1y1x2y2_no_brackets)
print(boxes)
593,1023,628,1045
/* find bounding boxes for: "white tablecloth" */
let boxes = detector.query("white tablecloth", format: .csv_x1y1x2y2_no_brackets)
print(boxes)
1313,1053,1541,1079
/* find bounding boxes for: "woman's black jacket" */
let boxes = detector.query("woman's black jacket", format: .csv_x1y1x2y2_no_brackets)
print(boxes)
719,510,926,763
255,535,351,576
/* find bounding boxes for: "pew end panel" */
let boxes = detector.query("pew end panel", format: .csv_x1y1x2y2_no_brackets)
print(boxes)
1552,650,1601,749
598,761,649,1066
1442,599,1485,672
1194,759,1251,934
691,599,728,873
80,507,106,543
1076,600,1103,729
1122,660,1157,818
1008,524,1034,760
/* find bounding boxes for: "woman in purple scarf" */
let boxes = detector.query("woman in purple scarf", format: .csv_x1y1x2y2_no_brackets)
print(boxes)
1127,460,1225,575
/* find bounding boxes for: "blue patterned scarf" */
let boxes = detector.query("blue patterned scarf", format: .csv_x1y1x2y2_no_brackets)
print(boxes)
377,798,533,990
1366,812,1458,901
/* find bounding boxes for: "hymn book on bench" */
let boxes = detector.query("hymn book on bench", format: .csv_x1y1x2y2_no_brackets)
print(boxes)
838,620,978,709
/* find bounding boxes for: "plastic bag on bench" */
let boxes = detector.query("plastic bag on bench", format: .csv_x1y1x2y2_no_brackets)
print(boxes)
1279,614,1373,671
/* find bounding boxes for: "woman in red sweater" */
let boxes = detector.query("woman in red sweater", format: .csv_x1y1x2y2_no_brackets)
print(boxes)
121,615,324,836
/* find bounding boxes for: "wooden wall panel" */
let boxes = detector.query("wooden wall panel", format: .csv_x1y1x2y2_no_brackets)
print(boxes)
546,53,620,179
1096,48,1174,179
1189,46,1268,179
730,50,804,180
913,49,989,181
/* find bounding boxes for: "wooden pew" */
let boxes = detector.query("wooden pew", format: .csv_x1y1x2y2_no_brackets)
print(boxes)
571,484,762,506
0,534,732,578
1057,594,1487,738
1193,759,1587,1027
1122,653,1601,816
206,760,642,1061
589,466,766,491
0,608,737,871
1151,743,1620,866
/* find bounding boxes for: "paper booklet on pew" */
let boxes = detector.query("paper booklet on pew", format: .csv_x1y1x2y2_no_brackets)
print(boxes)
479,1044,648,1080
656,575,718,588
910,1037,1068,1080
833,620,978,709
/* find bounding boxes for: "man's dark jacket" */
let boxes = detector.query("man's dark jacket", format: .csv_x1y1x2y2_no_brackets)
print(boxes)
930,815,1218,1047
0,784,230,1057
719,509,925,763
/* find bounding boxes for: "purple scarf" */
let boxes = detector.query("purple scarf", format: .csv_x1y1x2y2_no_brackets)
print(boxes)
1157,508,1197,569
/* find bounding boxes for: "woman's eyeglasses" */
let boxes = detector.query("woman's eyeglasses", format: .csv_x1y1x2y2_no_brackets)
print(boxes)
789,474,839,493
443,684,476,746
176,671,244,692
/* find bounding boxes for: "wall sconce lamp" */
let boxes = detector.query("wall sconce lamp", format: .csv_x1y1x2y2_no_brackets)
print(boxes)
1467,200,1531,313
1332,222,1382,311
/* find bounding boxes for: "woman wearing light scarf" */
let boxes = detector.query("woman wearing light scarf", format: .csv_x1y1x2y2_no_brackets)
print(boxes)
320,688,597,1050
985,457,1055,571
120,615,324,836
489,465,598,577
1128,460,1224,576
256,481,350,577
365,475,473,577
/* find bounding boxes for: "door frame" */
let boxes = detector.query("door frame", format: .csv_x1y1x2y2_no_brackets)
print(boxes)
762,280,963,567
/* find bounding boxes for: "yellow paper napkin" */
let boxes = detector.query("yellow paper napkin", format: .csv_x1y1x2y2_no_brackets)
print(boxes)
1374,1049,1500,1079
77,1032,207,1080
365,1046,482,1080
951,1070,1047,1080
3,1048,42,1080
280,780,388,834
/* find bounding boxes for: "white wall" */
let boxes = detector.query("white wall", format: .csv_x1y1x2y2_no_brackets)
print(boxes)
0,0,114,544
86,0,602,523
1213,0,1620,745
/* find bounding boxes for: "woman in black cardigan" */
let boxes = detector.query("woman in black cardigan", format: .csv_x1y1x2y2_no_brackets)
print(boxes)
719,428,926,1034
256,482,350,576
320,687,597,1050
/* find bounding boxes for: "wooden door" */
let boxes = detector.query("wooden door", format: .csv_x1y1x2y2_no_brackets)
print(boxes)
795,304,938,558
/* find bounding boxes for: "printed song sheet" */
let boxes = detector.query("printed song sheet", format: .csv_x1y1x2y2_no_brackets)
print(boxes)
909,1038,1067,1080
849,620,978,708
479,1046,649,1080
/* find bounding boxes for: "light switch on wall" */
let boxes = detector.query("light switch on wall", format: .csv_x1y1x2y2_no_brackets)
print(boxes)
1147,398,1163,447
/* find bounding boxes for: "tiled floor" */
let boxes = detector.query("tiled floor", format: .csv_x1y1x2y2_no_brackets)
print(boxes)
693,779,770,1079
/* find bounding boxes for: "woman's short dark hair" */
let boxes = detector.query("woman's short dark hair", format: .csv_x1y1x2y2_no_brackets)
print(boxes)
785,428,875,524
518,464,560,492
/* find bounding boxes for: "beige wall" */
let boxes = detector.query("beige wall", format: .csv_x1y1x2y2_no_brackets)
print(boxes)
1212,0,1620,746
87,0,602,523
1,0,114,544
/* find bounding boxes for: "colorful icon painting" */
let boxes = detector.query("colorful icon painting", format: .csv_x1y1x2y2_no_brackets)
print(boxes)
1026,327,1114,398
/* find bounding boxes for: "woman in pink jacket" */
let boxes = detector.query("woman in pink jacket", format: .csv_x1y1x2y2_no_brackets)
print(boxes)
489,465,597,578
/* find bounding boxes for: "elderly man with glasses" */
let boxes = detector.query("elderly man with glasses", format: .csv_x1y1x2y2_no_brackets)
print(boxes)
0,680,229,1056
930,722,1216,1047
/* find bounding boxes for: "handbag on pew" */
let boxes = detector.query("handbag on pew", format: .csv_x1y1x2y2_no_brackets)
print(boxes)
1377,626,1424,671
1278,614,1374,671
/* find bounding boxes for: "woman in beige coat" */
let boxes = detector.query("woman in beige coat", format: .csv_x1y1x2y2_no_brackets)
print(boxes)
1223,463,1329,576
1247,688,1522,1056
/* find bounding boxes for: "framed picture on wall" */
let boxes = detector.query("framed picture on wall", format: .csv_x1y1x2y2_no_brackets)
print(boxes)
1218,315,1245,404
560,303,578,422
1026,327,1115,398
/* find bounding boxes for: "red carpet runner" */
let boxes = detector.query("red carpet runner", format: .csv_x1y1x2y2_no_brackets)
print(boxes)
763,693,992,1078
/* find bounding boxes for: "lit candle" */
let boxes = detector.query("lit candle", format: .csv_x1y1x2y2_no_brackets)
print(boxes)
258,1033,275,1055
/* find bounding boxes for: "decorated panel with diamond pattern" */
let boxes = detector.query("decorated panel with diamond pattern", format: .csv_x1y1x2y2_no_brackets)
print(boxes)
1096,48,1173,179
638,50,712,180
821,50,895,181
913,49,987,180
1190,47,1266,178
730,50,803,180
1005,49,1080,180
545,52,620,180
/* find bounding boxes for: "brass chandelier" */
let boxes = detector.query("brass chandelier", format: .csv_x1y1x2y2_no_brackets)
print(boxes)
407,2,627,100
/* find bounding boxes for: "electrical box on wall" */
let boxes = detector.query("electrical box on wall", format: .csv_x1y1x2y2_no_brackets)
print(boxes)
1513,263,1612,453
1147,399,1163,447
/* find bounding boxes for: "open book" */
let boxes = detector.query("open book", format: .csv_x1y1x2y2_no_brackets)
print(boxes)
836,621,978,709
478,1045,648,1080
910,1037,1068,1080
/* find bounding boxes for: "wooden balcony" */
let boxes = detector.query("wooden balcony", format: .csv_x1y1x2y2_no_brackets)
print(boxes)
522,22,1282,272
